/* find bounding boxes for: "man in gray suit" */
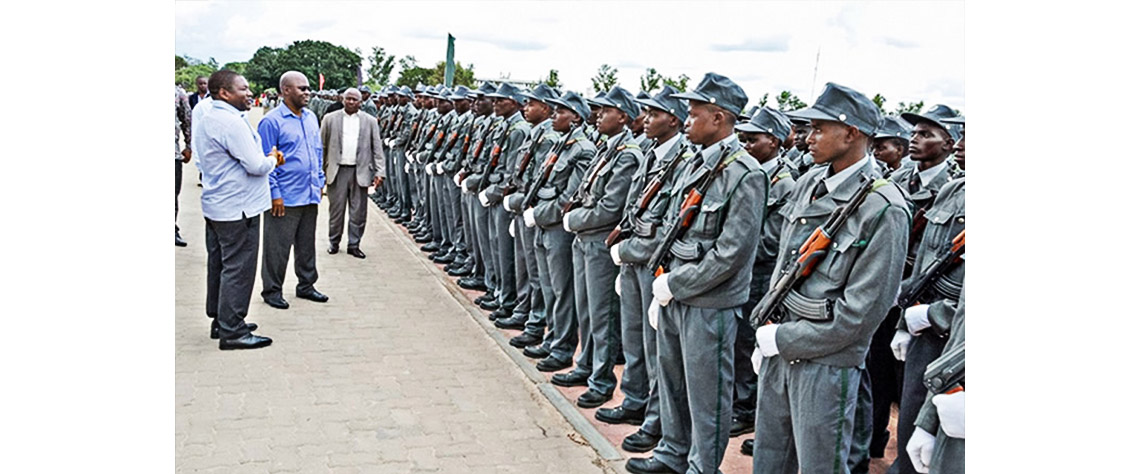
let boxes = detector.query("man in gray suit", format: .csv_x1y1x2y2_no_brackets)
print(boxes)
320,88,386,259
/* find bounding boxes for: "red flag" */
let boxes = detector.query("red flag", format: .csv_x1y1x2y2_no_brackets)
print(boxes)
319,73,325,91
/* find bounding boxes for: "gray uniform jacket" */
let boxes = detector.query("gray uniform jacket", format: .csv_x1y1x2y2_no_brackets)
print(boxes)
461,115,497,192
749,161,797,300
896,177,965,336
438,110,475,173
483,112,531,202
890,160,956,212
504,120,559,213
532,129,597,229
565,129,645,236
770,158,911,368
662,136,767,309
915,287,964,435
419,110,456,163
393,105,420,148
616,136,692,265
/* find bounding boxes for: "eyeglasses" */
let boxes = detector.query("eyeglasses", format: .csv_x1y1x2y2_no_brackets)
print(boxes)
296,86,311,91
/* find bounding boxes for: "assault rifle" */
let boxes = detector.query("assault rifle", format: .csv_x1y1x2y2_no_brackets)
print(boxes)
923,342,964,394
896,229,965,310
562,130,630,214
476,121,510,192
520,124,584,210
458,118,496,184
503,129,548,196
750,175,882,327
645,143,733,277
606,139,688,248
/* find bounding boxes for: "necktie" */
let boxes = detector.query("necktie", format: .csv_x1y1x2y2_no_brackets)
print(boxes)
812,179,828,201
908,173,922,194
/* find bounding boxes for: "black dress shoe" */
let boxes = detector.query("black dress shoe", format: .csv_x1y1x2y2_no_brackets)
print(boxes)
489,307,512,319
458,278,486,291
433,253,455,264
421,242,440,252
414,234,432,244
175,233,187,247
264,295,289,309
595,406,646,426
494,316,527,330
730,414,755,437
522,345,551,359
741,438,754,456
448,265,473,277
535,356,572,372
510,332,543,348
625,456,680,474
478,299,500,311
551,370,589,387
473,293,493,304
347,248,366,259
211,322,258,340
328,245,339,254
219,334,273,350
622,430,662,454
296,289,329,303
576,389,612,409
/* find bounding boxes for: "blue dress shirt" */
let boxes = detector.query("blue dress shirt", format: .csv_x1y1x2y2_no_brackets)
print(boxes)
258,105,325,206
198,100,276,221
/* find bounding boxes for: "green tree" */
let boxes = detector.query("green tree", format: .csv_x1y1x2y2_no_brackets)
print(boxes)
872,94,887,113
895,101,924,115
245,40,361,93
776,91,807,111
222,61,247,75
590,64,618,94
757,93,769,108
640,68,662,92
394,56,476,88
174,63,216,90
541,69,563,89
367,46,397,87
175,55,188,70
661,73,689,92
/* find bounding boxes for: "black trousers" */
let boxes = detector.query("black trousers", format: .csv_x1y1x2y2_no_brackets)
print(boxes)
261,204,319,298
205,215,260,340
175,159,182,233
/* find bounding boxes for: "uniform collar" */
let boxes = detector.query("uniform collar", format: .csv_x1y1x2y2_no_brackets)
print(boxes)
917,159,949,187
654,133,681,159
823,155,871,196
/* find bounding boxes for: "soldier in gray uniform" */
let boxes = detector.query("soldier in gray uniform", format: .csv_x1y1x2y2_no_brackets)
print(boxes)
873,115,915,178
731,107,797,441
421,87,458,258
747,82,909,474
409,86,441,241
888,114,965,474
601,85,690,453
435,86,476,267
627,72,766,474
499,85,562,342
459,84,500,294
906,287,965,474
522,92,596,372
389,86,417,223
478,84,531,317
556,87,645,408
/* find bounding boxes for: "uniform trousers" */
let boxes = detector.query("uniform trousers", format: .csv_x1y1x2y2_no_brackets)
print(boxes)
571,231,619,395
536,226,577,363
619,263,661,437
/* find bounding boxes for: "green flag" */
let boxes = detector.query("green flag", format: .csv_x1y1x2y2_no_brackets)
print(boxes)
444,34,456,87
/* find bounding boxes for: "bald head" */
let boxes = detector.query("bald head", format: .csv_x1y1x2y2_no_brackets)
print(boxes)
278,71,311,112
343,87,361,101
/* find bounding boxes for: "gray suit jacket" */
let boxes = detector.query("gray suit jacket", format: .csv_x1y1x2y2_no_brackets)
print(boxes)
320,109,386,187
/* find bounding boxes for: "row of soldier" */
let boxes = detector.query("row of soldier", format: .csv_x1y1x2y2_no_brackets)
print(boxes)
359,73,964,474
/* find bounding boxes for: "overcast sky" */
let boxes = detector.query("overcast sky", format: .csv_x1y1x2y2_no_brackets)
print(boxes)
176,0,964,113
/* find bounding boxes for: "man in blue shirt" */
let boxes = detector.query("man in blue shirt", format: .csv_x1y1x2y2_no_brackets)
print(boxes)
198,69,282,350
258,71,329,309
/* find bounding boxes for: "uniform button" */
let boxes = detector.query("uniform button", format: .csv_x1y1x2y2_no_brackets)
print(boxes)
832,243,838,249
957,217,965,223
799,218,807,225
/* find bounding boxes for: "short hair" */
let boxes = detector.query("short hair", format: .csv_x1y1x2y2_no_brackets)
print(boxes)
207,70,241,97
195,75,208,82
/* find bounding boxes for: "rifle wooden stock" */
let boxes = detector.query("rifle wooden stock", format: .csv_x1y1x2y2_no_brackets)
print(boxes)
520,124,584,211
896,229,965,310
604,225,626,248
644,144,732,278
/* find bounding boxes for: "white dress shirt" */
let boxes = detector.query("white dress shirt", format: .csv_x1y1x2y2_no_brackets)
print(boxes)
340,111,360,166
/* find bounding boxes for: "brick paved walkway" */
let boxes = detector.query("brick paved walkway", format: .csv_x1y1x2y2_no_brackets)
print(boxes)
175,120,614,472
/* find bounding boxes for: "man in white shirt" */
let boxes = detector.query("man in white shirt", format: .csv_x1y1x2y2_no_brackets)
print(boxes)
320,87,386,259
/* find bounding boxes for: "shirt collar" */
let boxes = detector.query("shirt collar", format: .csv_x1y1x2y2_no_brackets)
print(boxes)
699,134,740,164
824,155,872,193
917,160,949,187
212,99,241,115
759,156,779,175
606,127,629,149
654,133,681,158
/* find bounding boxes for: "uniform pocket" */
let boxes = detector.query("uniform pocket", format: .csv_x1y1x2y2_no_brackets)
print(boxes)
692,200,726,237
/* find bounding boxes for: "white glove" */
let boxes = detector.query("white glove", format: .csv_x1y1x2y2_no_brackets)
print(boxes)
933,392,965,438
478,190,490,207
751,347,764,375
508,219,516,238
562,213,573,233
905,304,932,335
385,139,394,148
425,164,434,175
755,324,780,357
404,162,411,173
648,302,659,329
523,208,536,228
436,163,444,174
615,275,622,296
502,197,513,212
453,174,462,187
890,330,912,362
610,243,623,266
906,428,936,473
652,273,673,307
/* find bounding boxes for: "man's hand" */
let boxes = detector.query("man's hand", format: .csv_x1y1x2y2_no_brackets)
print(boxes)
181,148,191,163
890,330,912,362
270,146,284,167
932,392,965,438
271,198,285,217
906,428,936,473
755,324,780,357
373,176,383,188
